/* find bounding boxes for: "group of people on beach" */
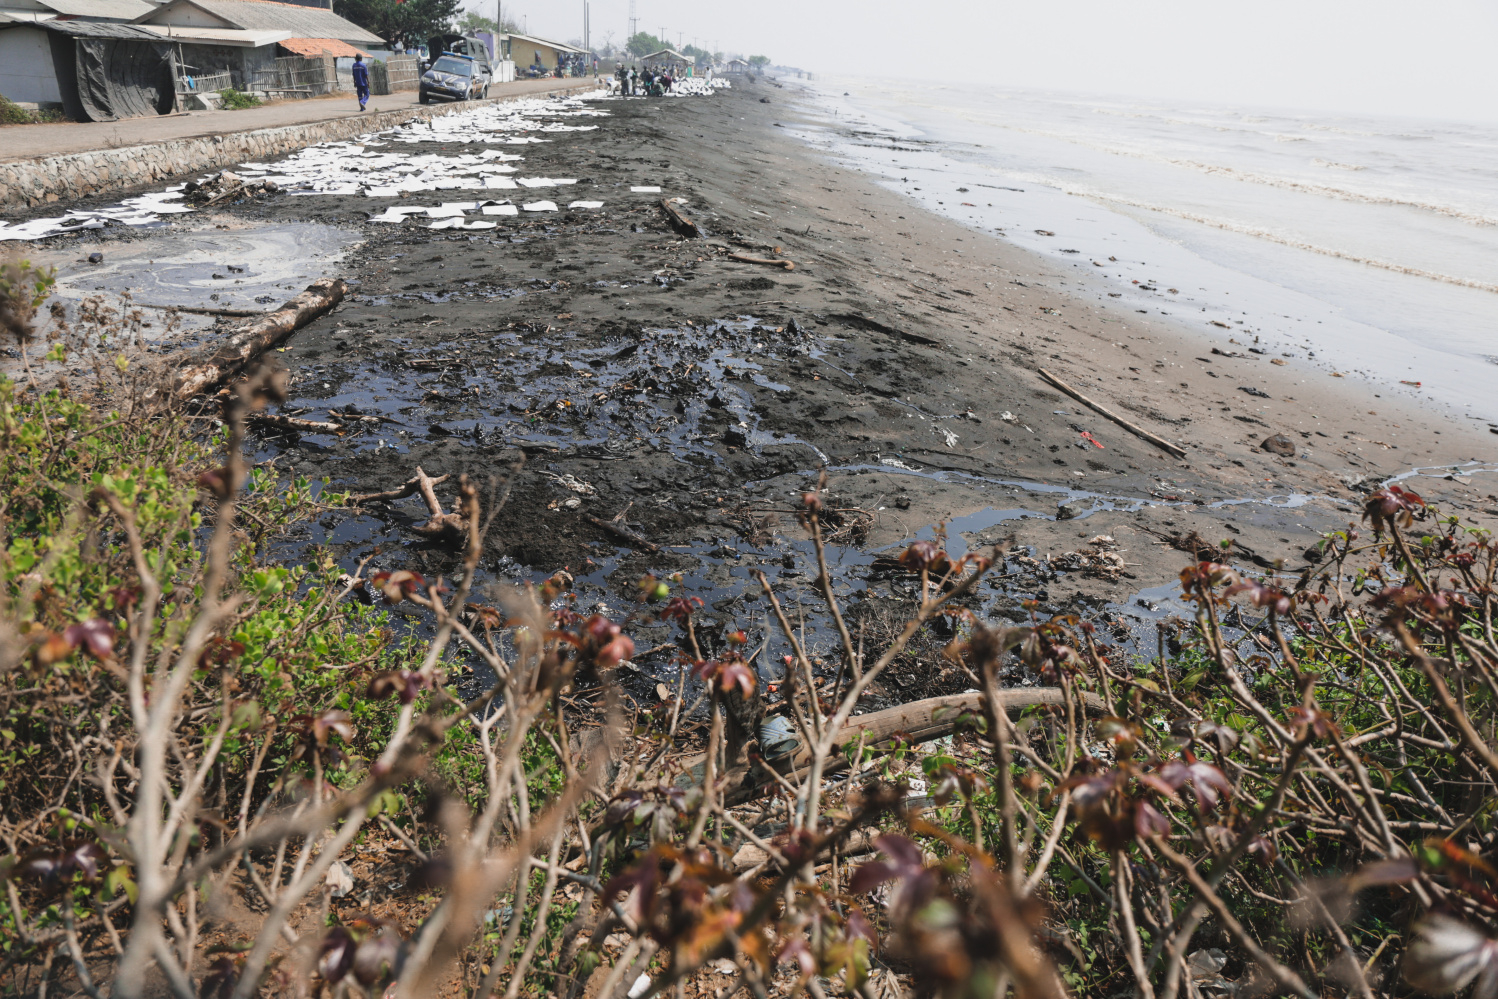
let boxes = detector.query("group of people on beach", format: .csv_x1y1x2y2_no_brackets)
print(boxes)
613,64,678,97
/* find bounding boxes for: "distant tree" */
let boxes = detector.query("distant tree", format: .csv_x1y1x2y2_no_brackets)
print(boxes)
454,10,515,36
335,0,461,47
625,31,662,57
599,30,615,55
748,54,769,67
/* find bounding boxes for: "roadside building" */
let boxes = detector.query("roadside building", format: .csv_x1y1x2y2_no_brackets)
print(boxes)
132,0,384,93
723,57,750,75
0,0,385,119
499,31,586,76
0,16,176,119
0,0,156,23
640,48,688,75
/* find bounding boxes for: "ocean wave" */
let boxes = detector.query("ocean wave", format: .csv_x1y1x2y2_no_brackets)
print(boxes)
1003,171,1498,295
947,116,1498,227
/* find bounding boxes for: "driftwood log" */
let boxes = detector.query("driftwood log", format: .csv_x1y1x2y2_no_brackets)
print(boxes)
726,253,795,271
168,278,347,400
584,507,660,553
137,302,266,318
247,413,342,433
698,688,1106,807
659,198,702,238
1037,367,1188,460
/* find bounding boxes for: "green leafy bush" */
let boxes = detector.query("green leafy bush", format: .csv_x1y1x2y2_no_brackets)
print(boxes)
218,88,262,110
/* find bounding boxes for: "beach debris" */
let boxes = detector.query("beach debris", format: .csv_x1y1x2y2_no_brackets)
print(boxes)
1034,229,1055,236
585,505,661,553
727,252,794,270
183,171,279,207
1211,347,1248,358
933,426,959,448
1401,379,1422,387
1052,536,1128,580
1270,358,1286,365
248,413,343,434
630,185,663,193
568,200,604,209
1001,411,1017,422
673,687,1106,806
1261,433,1296,457
1209,320,1231,329
428,218,496,229
168,278,346,401
368,205,429,223
0,188,193,241
1237,386,1271,398
1037,367,1188,459
482,204,519,216
87,252,103,264
1055,499,1089,521
544,472,596,496
1080,430,1104,448
659,198,701,238
522,201,559,212
348,467,466,544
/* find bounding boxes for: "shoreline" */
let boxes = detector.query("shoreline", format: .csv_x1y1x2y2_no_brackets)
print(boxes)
794,78,1498,425
13,83,1498,667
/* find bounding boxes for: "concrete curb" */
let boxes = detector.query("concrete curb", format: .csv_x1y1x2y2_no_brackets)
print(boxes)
0,81,600,209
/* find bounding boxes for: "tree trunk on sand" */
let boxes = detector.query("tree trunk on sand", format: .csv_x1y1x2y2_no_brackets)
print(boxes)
167,278,346,401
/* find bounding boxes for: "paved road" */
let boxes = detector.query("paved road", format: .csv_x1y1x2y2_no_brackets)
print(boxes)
0,77,602,164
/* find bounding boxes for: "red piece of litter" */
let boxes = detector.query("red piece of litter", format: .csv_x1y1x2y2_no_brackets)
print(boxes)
1080,431,1104,449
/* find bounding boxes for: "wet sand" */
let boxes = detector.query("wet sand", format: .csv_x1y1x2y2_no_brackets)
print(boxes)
24,83,1498,694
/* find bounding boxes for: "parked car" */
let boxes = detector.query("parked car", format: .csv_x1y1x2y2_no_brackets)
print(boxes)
418,52,490,103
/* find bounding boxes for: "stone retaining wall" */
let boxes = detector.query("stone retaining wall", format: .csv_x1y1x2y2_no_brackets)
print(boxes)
0,82,597,208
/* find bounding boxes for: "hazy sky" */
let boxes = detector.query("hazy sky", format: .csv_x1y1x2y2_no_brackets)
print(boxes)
476,0,1498,122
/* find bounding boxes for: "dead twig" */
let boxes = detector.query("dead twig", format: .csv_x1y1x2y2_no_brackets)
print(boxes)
1037,367,1188,459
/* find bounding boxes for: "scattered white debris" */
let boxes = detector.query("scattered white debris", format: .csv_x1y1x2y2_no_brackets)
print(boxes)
568,200,604,209
522,201,559,212
631,186,662,193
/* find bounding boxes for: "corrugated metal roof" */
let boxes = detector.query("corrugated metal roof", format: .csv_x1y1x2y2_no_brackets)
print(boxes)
135,22,287,44
0,15,158,35
501,31,585,55
641,48,689,62
277,34,364,57
139,0,381,44
35,0,155,18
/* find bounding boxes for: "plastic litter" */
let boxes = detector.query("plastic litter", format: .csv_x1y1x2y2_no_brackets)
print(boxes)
522,201,559,212
631,186,662,193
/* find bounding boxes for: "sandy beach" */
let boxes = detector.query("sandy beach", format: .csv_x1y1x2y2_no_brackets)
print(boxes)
14,81,1497,680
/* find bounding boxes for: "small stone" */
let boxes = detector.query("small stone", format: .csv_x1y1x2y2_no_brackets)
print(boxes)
1261,433,1296,457
723,427,749,449
1056,499,1087,521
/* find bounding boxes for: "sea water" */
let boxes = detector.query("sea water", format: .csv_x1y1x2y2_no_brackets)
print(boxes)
790,79,1498,425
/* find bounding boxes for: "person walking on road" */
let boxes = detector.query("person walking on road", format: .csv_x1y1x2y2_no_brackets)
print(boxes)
352,53,370,111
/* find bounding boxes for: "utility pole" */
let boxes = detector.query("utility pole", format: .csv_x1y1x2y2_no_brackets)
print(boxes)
627,0,636,45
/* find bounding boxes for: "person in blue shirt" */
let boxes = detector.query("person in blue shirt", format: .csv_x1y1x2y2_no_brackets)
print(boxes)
351,54,370,111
